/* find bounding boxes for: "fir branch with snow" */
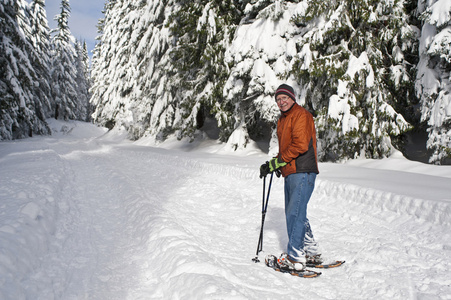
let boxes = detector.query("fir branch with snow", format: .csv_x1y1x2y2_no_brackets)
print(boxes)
416,0,451,164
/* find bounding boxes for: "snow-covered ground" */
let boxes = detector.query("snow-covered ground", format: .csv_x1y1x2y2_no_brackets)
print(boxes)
1,120,450,299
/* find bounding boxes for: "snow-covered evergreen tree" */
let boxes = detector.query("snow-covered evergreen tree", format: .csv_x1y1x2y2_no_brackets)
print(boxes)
29,0,53,118
82,41,93,121
74,40,91,121
50,0,87,120
91,0,247,142
91,0,145,133
289,0,417,160
124,0,179,141
416,0,451,164
90,0,448,163
223,0,299,152
91,0,180,140
0,0,50,140
223,0,418,158
89,0,109,125
81,41,90,79
1,0,91,140
167,0,244,143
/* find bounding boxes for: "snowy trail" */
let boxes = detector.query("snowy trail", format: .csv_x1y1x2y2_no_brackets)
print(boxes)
18,141,152,299
1,122,450,299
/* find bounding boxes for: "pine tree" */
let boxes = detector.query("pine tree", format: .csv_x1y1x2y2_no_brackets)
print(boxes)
0,0,50,140
30,0,53,118
125,0,178,140
416,0,451,164
92,0,184,140
91,0,144,133
74,40,91,121
50,0,87,120
290,0,416,160
223,0,313,152
168,0,244,142
91,0,247,142
82,41,93,121
90,0,109,126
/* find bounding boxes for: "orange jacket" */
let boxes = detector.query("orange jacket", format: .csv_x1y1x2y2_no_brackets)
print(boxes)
277,103,319,177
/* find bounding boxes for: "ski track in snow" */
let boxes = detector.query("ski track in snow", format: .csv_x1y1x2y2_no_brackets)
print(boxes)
0,123,450,299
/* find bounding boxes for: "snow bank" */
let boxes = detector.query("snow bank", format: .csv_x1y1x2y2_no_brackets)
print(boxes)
148,136,451,227
316,179,451,226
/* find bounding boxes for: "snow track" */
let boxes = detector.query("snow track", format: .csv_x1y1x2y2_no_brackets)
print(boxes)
0,123,450,299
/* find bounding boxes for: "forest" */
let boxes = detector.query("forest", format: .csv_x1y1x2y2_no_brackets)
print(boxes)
1,0,450,164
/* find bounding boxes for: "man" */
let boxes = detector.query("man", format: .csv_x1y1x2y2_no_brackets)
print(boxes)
260,84,321,271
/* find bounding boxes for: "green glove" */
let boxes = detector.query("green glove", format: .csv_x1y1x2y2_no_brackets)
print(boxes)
269,157,287,172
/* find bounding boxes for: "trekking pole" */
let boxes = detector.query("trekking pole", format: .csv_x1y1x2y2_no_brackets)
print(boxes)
252,172,274,263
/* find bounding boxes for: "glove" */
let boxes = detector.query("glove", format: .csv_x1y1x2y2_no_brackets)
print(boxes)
269,157,286,172
259,161,271,178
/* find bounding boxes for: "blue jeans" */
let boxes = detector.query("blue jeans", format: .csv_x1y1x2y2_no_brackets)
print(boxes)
284,172,318,261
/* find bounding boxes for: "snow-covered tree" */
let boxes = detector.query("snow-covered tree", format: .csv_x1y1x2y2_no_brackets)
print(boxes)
287,0,417,161
92,0,182,140
416,0,451,164
91,0,248,142
29,0,53,118
123,0,179,141
223,0,418,158
90,0,448,163
223,0,299,152
51,0,88,120
167,0,244,142
1,0,91,140
0,0,51,140
91,0,146,133
74,40,91,121
89,0,109,126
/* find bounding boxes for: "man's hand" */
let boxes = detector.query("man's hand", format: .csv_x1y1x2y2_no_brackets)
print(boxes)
260,158,287,178
259,161,270,178
269,157,287,172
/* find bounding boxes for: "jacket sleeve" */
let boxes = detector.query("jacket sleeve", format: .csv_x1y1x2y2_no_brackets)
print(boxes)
279,110,312,163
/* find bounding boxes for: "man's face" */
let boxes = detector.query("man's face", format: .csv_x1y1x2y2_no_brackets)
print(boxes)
276,95,295,112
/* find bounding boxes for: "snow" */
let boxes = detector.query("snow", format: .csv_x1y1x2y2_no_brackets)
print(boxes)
328,94,360,134
1,120,451,299
427,0,451,28
198,3,217,41
346,53,374,88
429,27,451,63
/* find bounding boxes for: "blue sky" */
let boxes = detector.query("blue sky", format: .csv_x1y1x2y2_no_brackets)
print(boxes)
44,0,104,56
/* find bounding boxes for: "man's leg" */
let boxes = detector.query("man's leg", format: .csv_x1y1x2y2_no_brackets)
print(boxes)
284,173,317,261
304,218,321,256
